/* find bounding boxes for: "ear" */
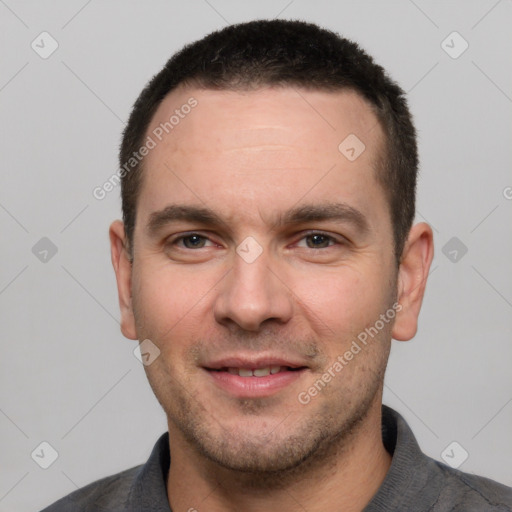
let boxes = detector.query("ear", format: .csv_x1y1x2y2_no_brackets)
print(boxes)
392,222,434,341
109,220,138,340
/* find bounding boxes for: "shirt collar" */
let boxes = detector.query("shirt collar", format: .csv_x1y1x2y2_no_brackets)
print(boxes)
363,405,443,511
127,431,172,511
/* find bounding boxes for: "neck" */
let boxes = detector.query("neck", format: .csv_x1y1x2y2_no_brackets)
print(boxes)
166,400,391,512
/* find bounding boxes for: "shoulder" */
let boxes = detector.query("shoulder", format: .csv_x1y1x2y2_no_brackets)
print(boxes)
39,432,170,512
431,459,512,511
40,464,143,512
375,406,512,511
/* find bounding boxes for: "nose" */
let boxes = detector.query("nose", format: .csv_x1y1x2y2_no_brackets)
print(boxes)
213,246,294,332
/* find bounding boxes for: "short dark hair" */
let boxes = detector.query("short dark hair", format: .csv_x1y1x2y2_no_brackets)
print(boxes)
120,19,417,264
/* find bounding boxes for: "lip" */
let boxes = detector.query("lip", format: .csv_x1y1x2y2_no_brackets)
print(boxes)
202,355,309,398
203,355,308,370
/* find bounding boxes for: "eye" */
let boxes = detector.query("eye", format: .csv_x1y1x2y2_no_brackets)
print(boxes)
296,232,339,249
173,233,214,249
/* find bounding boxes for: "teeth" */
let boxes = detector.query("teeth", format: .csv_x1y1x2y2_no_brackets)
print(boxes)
224,366,286,377
253,367,270,377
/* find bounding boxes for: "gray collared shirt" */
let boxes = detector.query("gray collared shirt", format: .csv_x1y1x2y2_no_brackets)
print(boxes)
40,406,512,511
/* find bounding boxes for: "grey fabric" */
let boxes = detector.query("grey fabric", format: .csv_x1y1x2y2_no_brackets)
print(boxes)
40,406,512,511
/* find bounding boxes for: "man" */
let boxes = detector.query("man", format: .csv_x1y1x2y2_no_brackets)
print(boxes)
42,19,512,512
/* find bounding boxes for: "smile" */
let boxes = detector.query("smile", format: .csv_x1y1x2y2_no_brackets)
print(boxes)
204,363,308,398
212,366,302,377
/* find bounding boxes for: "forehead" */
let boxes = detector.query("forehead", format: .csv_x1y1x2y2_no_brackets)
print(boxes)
147,85,382,156
137,86,388,230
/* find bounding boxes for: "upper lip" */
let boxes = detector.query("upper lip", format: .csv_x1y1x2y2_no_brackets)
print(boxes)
203,355,309,370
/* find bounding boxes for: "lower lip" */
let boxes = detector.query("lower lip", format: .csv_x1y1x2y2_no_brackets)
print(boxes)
204,368,307,398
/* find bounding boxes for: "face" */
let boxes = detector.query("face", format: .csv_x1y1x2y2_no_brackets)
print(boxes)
115,86,405,475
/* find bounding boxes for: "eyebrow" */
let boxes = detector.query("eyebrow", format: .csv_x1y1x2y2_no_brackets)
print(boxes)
147,205,225,235
146,202,369,236
278,203,369,234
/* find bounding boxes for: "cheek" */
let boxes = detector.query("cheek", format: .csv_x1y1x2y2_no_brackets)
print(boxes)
291,266,390,338
133,264,198,336
132,262,223,354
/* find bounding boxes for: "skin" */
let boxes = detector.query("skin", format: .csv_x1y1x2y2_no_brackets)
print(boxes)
110,86,433,512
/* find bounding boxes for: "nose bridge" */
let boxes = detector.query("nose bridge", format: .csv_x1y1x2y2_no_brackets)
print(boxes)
214,242,293,331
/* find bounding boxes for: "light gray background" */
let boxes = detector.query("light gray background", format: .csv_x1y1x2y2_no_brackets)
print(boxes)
1,1,511,511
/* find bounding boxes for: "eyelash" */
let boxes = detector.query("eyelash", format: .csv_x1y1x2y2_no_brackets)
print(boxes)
168,231,345,250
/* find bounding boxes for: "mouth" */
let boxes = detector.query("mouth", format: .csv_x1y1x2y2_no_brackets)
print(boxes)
203,358,309,398
209,365,305,377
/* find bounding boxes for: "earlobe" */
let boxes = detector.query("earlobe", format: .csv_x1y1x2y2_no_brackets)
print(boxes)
392,222,434,342
109,220,138,340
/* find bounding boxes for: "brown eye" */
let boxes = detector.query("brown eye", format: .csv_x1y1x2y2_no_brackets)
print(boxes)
305,234,333,249
178,234,209,249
